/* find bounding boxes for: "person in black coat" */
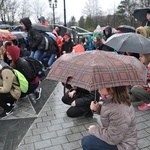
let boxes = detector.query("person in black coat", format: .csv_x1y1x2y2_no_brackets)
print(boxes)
20,17,45,61
142,10,150,26
62,85,100,118
61,33,74,54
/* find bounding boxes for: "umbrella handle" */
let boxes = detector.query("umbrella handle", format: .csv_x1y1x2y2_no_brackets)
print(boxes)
64,76,73,96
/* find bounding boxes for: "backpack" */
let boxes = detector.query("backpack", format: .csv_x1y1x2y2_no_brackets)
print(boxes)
38,32,58,53
13,69,29,93
33,27,58,53
16,57,36,82
24,56,45,79
1,66,29,93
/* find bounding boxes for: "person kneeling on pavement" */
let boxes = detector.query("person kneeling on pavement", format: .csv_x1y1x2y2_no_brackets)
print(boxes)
62,84,100,118
0,60,21,118
6,45,42,101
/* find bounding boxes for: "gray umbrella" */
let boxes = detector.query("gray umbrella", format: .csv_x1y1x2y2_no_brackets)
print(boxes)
11,31,27,39
105,33,150,54
32,24,51,32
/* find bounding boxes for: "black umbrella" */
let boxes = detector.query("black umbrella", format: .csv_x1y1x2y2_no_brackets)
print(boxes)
32,24,51,32
117,25,135,33
0,24,11,30
133,8,150,22
105,33,150,54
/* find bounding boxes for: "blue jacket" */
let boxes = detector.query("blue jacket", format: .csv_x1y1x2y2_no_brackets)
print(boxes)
83,35,94,51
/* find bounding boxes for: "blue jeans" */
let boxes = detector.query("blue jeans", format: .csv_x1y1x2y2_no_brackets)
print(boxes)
41,53,56,67
30,50,46,61
47,53,56,67
82,135,118,150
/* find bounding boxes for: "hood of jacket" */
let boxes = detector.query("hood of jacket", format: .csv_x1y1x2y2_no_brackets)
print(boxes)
6,45,20,62
85,35,92,43
20,17,32,31
103,26,112,38
144,26,150,39
136,26,147,38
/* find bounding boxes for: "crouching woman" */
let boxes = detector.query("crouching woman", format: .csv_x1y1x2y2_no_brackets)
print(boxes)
0,62,21,118
81,86,137,150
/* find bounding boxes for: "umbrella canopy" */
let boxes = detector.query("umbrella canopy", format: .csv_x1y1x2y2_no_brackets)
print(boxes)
0,30,16,41
0,24,11,30
133,8,150,22
117,25,135,33
94,26,117,34
11,31,27,39
46,50,147,91
105,32,150,54
32,24,51,32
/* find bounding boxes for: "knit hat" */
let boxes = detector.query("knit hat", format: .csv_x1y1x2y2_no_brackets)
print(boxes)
63,34,70,39
6,45,20,62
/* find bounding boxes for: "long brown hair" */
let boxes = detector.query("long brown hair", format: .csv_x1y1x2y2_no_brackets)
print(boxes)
107,86,131,106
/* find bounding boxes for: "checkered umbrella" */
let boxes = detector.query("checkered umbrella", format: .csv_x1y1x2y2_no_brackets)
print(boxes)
46,50,147,91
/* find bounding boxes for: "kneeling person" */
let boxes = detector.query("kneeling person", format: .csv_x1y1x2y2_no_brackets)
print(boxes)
0,61,21,118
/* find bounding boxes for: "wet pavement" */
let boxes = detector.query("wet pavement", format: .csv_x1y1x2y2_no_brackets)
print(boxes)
0,81,150,150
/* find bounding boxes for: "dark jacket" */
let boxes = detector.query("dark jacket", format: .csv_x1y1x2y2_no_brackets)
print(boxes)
40,33,59,56
103,26,113,41
142,19,150,26
75,90,100,107
61,38,74,54
6,45,38,83
20,17,43,52
15,57,36,82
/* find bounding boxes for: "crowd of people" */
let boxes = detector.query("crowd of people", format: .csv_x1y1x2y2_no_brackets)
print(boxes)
0,11,150,149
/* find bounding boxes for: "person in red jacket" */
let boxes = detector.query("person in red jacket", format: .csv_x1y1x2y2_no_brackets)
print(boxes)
52,27,63,56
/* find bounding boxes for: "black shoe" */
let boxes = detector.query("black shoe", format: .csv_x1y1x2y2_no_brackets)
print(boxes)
35,88,42,100
0,108,13,118
84,111,93,118
7,102,16,110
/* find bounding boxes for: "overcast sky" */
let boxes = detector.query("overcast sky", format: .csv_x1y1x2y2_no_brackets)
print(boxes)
29,0,122,23
55,0,122,21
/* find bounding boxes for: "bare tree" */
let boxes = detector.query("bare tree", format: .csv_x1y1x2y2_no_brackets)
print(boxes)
117,0,138,25
17,0,31,19
0,0,4,9
82,0,102,17
139,0,150,7
0,0,18,25
30,0,47,22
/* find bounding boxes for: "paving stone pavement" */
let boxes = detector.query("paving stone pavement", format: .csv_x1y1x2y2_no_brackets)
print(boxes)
13,82,150,150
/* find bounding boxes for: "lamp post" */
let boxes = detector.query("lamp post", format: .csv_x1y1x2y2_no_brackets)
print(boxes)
49,0,57,25
63,0,66,27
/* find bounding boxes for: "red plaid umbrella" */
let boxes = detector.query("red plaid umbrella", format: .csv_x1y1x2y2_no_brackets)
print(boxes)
46,50,147,91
